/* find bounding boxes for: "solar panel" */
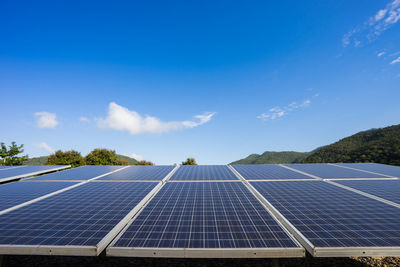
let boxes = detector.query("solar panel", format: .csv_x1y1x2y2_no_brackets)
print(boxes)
250,180,400,257
0,181,78,212
0,165,70,183
169,165,239,181
97,165,175,181
107,182,304,258
335,163,400,178
0,166,23,170
334,180,400,205
0,182,159,256
232,164,315,180
28,166,124,181
283,164,387,179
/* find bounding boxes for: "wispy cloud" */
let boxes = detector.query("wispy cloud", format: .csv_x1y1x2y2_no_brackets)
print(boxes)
257,99,312,121
390,56,400,64
34,112,58,129
37,142,55,154
377,51,386,57
343,0,400,47
97,102,216,135
79,117,90,123
123,152,144,161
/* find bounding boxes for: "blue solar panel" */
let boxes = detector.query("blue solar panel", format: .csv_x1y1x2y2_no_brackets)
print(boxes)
98,166,175,181
335,180,400,205
0,182,157,250
0,181,77,211
283,164,387,179
29,166,123,181
251,181,400,248
0,166,69,182
0,166,22,170
170,165,238,180
232,164,314,180
111,182,300,250
336,163,400,178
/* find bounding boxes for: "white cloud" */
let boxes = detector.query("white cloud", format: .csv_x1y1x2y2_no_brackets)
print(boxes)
37,142,55,154
377,51,386,57
258,99,312,121
34,112,58,129
123,153,144,161
97,102,216,135
79,117,90,123
390,56,400,64
343,0,400,47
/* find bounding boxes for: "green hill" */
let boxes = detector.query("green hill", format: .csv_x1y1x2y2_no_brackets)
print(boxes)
24,154,138,165
232,124,400,166
302,124,400,165
231,151,310,164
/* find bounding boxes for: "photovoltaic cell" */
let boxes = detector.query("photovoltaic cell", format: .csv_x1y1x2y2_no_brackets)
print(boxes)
29,166,124,181
232,164,314,180
98,165,175,181
170,165,238,180
283,164,387,179
251,181,400,248
0,182,77,211
334,179,400,205
0,166,69,182
0,182,158,249
336,163,400,178
111,182,299,250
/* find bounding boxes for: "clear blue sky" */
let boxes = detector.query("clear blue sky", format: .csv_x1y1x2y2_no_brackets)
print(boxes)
1,0,399,164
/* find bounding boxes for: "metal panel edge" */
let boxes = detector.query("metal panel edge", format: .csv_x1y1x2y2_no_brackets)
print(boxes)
329,163,396,178
314,246,400,257
0,244,97,256
278,164,322,180
0,165,70,183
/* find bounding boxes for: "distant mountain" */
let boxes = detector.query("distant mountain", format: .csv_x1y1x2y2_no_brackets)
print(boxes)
232,124,400,166
231,151,310,165
302,124,400,165
24,154,138,165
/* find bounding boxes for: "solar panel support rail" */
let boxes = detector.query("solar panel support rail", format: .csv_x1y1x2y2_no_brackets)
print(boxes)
328,163,398,179
0,165,71,184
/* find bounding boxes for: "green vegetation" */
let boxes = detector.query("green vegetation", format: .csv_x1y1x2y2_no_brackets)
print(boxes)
136,160,155,165
0,142,28,166
302,124,400,165
182,158,197,165
232,151,310,165
83,148,121,165
232,124,400,166
47,150,85,168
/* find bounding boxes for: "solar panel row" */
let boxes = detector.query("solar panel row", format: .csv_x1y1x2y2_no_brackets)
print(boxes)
0,165,70,183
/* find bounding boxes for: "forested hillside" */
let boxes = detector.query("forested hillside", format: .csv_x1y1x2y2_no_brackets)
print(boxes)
231,151,310,164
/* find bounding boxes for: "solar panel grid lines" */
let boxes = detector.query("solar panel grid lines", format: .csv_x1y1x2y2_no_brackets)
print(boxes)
0,182,160,256
329,163,396,179
326,180,400,209
97,165,176,181
169,165,239,181
0,165,70,183
278,164,322,180
333,180,400,205
230,164,318,181
161,165,180,183
107,182,304,258
333,163,400,178
250,180,400,257
283,163,387,179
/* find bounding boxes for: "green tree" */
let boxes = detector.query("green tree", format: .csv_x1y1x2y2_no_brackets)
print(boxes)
136,160,155,166
0,142,28,166
85,148,120,165
182,157,197,165
47,150,85,168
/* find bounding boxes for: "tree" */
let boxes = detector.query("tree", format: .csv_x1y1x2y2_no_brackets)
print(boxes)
182,157,197,165
47,150,85,168
136,160,155,166
85,148,120,165
0,142,28,166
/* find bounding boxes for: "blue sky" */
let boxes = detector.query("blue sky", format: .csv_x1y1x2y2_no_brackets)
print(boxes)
1,0,400,164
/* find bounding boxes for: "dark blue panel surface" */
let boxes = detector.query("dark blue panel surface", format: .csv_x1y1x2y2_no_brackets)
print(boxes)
113,182,299,249
232,164,314,180
0,182,77,211
0,182,157,246
283,164,386,179
170,165,238,180
29,166,123,181
0,166,69,180
251,181,400,247
336,163,400,178
98,166,174,181
335,180,400,204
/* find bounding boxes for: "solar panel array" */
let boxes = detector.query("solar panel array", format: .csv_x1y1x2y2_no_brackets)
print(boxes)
0,163,399,258
0,165,70,183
